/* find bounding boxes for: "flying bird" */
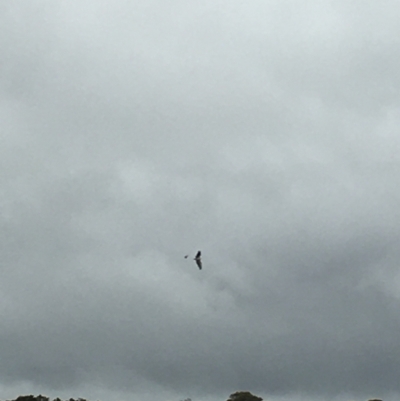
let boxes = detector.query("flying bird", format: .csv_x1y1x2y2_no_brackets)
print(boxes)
194,250,202,270
184,255,189,259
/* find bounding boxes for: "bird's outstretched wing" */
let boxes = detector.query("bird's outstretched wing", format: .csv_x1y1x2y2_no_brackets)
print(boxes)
195,251,201,259
195,258,202,270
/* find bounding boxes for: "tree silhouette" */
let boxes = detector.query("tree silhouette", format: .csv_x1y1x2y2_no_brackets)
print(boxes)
227,391,263,401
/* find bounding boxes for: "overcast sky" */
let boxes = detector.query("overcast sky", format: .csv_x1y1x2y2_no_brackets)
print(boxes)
1,1,400,401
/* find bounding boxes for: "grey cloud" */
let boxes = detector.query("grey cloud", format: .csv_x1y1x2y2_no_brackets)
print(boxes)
1,1,400,401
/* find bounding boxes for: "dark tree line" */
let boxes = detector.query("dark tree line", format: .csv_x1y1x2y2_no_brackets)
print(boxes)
1,392,382,401
3,396,91,401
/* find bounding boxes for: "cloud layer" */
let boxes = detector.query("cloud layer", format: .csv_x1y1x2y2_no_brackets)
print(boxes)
1,1,400,401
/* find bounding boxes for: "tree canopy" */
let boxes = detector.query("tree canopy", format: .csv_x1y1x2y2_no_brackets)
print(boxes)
227,391,263,401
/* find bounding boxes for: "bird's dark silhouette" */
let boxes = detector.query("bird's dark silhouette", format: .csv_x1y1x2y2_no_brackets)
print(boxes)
194,250,202,270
